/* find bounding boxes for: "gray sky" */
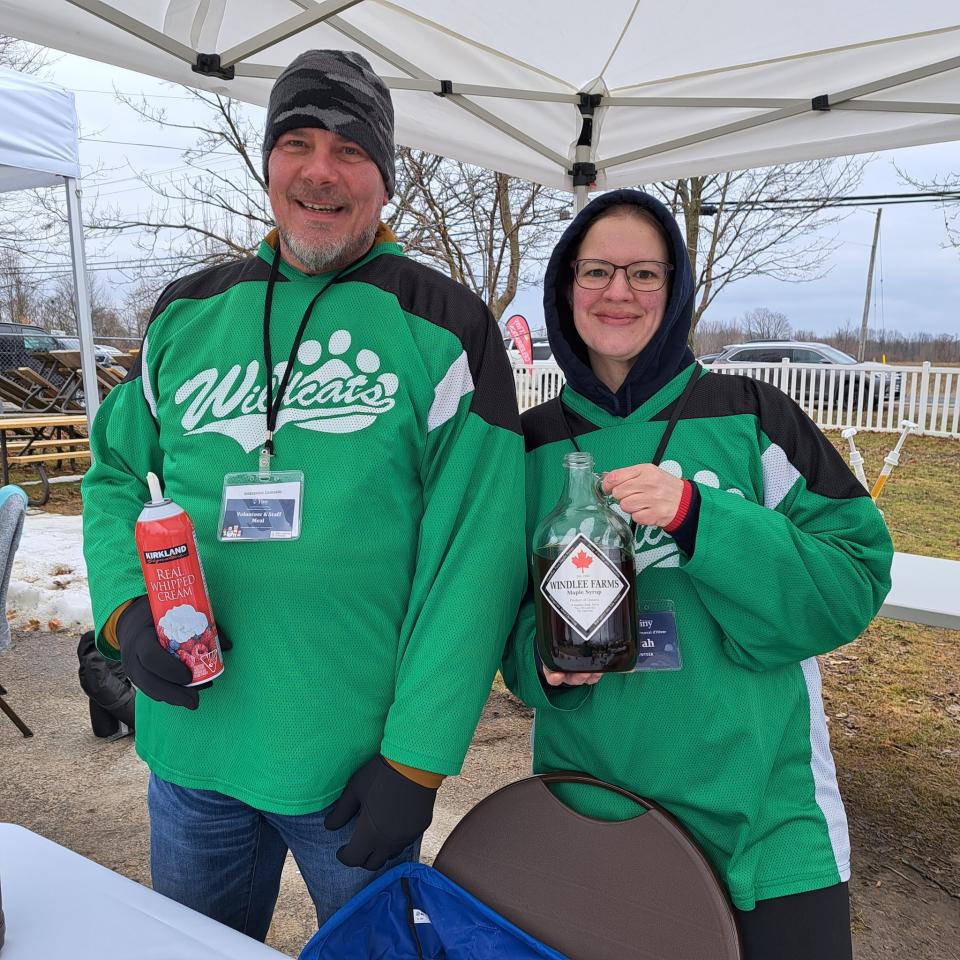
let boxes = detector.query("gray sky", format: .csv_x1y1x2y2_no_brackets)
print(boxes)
43,52,960,341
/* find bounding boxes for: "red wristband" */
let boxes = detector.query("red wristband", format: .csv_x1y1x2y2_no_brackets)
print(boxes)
663,480,693,533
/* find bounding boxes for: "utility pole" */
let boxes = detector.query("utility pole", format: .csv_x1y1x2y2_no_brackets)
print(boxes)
858,207,882,362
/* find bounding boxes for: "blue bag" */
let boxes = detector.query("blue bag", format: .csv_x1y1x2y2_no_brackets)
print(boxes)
298,862,568,960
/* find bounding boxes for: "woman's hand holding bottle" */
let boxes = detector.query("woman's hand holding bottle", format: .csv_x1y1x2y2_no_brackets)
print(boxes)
601,464,685,528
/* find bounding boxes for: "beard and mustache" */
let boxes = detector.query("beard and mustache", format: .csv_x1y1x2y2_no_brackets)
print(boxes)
277,188,381,275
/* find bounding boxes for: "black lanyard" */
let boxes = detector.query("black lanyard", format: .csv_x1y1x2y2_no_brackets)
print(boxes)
561,362,703,466
260,244,338,465
560,363,704,529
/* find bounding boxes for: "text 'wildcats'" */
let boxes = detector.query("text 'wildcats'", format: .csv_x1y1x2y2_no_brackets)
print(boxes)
172,333,400,451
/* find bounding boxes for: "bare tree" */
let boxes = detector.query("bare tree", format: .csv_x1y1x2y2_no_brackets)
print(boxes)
121,278,162,338
741,307,791,340
647,158,866,343
91,90,571,319
0,36,48,75
897,165,960,252
43,272,128,339
0,252,43,325
391,148,570,319
87,88,270,277
692,317,743,356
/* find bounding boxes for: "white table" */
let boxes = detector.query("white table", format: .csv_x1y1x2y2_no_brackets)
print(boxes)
0,824,291,959
879,551,960,630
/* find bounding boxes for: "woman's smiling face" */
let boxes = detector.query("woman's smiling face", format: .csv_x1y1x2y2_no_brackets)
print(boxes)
570,212,670,392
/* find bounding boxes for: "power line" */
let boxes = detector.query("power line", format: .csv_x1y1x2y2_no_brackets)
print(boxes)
72,88,203,100
81,136,236,155
702,189,960,214
15,255,202,279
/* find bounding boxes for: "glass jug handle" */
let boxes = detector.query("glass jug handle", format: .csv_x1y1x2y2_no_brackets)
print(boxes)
593,471,616,506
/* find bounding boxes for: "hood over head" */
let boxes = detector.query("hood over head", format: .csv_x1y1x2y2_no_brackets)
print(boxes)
543,189,695,416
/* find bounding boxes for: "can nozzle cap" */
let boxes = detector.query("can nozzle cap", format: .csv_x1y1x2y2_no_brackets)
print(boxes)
146,472,167,505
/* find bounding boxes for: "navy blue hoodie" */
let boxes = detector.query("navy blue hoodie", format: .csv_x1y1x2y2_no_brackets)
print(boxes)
543,189,696,416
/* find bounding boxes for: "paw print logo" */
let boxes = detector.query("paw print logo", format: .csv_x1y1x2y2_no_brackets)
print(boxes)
659,461,744,499
295,331,400,399
282,331,399,435
634,461,743,572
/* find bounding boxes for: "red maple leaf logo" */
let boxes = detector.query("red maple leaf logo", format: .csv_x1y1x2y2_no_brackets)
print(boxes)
571,550,593,571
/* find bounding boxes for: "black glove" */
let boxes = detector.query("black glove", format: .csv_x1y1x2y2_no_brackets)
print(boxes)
116,596,230,710
324,755,438,870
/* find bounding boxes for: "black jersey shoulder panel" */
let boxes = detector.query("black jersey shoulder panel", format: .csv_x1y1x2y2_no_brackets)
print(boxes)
343,253,519,433
522,395,602,453
650,373,868,500
123,255,276,384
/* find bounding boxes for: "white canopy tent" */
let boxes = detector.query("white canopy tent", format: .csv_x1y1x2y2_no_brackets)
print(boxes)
0,66,99,421
1,1,959,209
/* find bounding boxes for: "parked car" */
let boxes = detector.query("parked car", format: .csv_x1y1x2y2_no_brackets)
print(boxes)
0,321,61,377
504,337,555,365
53,336,125,367
710,339,900,405
696,352,722,365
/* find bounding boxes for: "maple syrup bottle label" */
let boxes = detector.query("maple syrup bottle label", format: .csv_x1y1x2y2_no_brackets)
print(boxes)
539,533,631,639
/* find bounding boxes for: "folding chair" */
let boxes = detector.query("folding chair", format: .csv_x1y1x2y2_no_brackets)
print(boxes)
0,485,32,737
434,773,742,960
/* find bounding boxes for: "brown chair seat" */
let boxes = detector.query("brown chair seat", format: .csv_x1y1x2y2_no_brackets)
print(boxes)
434,773,741,960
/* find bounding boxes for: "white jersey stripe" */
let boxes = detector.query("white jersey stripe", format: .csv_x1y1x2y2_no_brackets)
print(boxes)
428,351,473,433
801,656,851,881
761,442,800,510
140,334,158,420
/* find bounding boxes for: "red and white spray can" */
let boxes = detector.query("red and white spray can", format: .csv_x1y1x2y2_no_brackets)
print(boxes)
135,472,224,686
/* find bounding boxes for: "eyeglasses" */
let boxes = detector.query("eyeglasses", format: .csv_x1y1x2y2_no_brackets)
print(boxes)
572,259,673,292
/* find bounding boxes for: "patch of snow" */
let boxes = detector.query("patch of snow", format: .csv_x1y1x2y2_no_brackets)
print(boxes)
7,511,92,632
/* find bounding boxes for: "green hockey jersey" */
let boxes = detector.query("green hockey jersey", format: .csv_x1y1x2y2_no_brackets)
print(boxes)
83,231,526,814
502,366,893,910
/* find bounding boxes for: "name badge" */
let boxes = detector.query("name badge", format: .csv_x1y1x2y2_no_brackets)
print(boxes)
631,600,682,671
218,471,303,541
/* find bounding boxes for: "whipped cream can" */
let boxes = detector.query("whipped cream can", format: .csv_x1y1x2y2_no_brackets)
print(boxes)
135,473,223,686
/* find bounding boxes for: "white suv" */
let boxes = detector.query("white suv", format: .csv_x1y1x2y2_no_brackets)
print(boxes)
711,340,900,403
503,338,555,365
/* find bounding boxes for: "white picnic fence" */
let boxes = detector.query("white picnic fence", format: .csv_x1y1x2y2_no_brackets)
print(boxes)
512,360,960,438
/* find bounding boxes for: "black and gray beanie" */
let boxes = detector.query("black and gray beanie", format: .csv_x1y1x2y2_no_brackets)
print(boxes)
262,49,395,194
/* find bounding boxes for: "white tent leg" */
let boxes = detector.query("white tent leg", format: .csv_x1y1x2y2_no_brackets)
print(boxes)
64,176,100,426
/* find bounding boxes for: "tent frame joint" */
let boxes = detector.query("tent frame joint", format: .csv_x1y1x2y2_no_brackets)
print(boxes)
433,79,454,98
570,161,597,187
192,53,235,81
578,92,603,115
811,94,831,112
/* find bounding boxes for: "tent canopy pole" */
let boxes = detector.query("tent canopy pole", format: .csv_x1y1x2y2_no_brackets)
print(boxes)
64,176,100,427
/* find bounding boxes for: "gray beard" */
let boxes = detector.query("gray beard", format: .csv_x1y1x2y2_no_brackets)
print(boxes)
278,218,379,275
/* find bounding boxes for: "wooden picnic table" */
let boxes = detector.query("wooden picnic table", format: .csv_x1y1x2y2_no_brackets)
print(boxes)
0,352,85,415
111,351,137,370
0,413,89,505
47,349,127,391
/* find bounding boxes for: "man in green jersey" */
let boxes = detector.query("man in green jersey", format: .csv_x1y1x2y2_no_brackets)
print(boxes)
83,50,525,938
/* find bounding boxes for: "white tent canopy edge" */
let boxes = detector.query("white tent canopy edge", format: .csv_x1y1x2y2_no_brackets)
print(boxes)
1,0,960,212
0,66,99,422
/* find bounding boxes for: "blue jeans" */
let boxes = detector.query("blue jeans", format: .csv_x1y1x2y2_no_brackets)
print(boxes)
147,773,420,941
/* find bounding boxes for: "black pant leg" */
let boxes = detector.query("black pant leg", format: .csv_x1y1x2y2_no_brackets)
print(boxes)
735,882,853,960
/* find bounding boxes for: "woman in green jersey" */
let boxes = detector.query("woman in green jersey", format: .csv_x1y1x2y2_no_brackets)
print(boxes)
503,189,893,960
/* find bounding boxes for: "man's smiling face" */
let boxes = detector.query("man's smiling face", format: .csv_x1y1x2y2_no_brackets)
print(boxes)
267,126,388,274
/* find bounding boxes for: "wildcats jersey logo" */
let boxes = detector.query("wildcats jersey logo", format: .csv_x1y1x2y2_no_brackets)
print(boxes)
171,331,399,452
